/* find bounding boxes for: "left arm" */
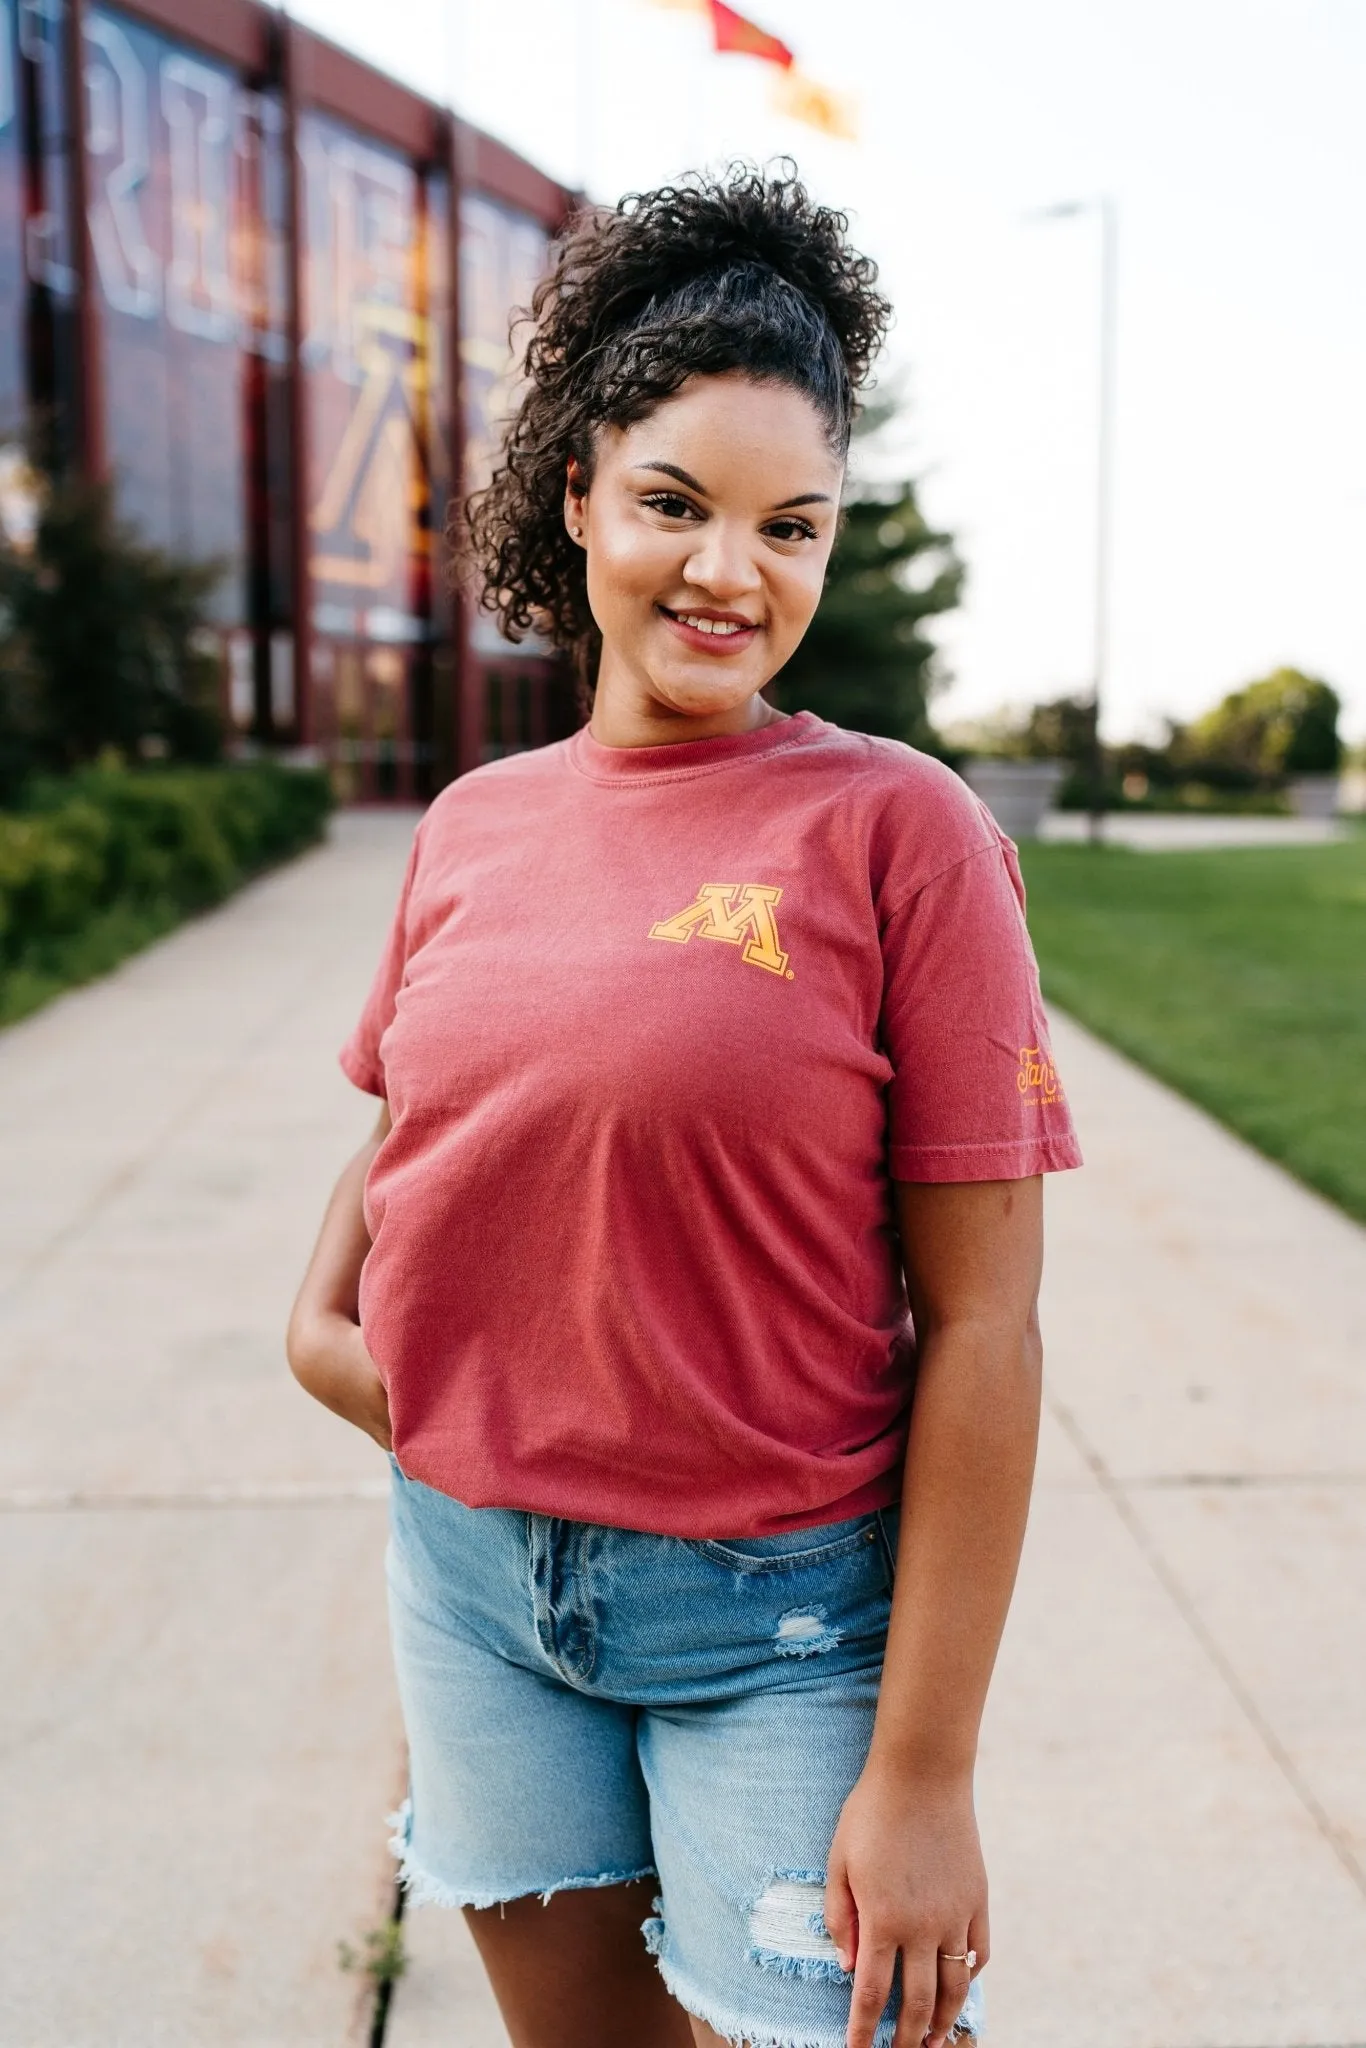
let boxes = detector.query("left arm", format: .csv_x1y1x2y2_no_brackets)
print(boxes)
824,1175,1044,2048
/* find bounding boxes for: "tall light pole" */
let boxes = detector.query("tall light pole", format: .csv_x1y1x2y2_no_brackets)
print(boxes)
1027,196,1118,845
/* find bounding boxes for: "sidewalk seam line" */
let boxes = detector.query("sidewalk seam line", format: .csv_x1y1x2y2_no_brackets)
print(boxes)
0,876,346,1306
1125,1472,1366,1491
0,1482,389,1511
1046,1390,1366,1907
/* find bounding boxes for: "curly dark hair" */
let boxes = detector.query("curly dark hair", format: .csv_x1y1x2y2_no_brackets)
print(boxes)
459,163,892,690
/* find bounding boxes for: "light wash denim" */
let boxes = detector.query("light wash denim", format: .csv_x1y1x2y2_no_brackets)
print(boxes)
386,1458,984,2048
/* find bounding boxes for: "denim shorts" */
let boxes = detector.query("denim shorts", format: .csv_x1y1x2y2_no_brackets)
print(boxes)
386,1460,984,2048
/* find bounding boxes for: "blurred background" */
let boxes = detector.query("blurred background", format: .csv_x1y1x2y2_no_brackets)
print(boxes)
1,3,1363,2044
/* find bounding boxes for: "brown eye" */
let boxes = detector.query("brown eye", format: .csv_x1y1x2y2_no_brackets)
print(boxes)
642,492,699,519
765,517,819,543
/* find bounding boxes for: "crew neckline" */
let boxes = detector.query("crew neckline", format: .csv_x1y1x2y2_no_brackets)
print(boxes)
569,710,826,785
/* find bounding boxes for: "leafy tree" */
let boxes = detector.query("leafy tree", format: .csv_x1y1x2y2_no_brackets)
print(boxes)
1176,667,1342,783
772,473,963,750
1013,692,1102,807
0,468,222,799
1010,692,1095,764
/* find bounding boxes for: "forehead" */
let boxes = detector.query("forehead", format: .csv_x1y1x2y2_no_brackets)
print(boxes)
604,374,844,492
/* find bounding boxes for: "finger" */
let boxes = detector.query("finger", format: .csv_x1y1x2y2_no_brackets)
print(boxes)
889,1946,936,2048
967,1908,989,1977
923,1948,972,2047
822,1866,857,1975
846,1937,896,2048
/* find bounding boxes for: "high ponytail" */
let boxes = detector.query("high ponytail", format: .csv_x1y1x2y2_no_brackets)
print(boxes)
459,162,891,689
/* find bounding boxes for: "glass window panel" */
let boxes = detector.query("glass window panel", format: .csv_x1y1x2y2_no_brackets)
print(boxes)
83,5,257,625
422,169,453,639
300,111,429,645
458,190,547,502
458,188,552,719
299,116,454,796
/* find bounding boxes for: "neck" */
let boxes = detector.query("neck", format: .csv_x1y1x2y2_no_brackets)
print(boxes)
588,655,786,751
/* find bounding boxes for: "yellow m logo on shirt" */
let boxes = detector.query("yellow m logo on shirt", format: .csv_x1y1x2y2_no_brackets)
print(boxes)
649,884,791,978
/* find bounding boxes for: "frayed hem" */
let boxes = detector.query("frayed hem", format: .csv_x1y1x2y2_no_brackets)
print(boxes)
650,1946,902,2048
649,1945,981,2047
396,1861,657,1912
400,1861,657,1913
384,1807,655,1913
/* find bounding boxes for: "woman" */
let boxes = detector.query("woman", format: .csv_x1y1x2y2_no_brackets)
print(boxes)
288,167,1080,2048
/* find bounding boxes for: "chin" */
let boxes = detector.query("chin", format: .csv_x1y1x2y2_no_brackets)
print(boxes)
653,673,761,719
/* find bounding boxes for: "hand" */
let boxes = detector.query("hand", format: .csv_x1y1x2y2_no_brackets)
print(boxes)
287,1311,392,1452
824,1761,987,2048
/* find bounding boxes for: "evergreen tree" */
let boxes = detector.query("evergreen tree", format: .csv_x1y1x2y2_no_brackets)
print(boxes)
772,467,962,749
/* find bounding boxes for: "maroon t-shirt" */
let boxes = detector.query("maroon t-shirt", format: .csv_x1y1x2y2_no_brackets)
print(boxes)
341,713,1081,1535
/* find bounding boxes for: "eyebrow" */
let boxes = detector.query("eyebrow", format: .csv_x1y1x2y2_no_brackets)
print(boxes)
631,462,834,512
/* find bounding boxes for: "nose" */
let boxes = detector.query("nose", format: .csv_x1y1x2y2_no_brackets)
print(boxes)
681,520,762,605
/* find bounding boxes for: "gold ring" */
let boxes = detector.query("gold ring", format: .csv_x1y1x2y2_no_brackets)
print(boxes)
939,1948,977,1968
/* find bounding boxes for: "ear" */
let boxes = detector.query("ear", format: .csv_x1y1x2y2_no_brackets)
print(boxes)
564,459,587,548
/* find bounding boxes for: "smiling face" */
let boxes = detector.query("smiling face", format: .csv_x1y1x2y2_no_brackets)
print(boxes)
566,373,845,744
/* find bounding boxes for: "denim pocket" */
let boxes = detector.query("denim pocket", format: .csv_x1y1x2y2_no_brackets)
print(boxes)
683,1513,883,1576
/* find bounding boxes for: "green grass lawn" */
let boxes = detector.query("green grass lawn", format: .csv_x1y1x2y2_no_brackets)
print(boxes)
1018,832,1366,1222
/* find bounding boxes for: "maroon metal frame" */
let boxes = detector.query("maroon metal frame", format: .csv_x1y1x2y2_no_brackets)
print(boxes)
278,14,310,751
62,0,104,482
456,121,569,226
444,114,478,782
62,0,576,790
102,0,269,72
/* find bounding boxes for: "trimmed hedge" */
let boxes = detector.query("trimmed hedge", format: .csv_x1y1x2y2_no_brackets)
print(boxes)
0,760,333,1025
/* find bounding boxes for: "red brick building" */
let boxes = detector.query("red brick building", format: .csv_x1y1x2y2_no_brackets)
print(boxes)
0,0,578,795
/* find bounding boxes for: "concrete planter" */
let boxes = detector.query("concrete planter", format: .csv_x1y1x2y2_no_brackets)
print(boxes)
1287,774,1340,821
962,758,1066,840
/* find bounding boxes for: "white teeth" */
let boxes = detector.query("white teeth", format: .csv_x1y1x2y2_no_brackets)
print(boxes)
676,613,745,636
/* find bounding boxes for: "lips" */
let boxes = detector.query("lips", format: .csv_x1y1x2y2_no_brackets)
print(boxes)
659,605,761,653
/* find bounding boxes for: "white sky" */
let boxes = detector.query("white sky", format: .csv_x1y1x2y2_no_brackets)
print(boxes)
292,0,1366,741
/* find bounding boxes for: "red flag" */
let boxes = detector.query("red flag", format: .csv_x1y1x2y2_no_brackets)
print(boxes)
709,0,794,68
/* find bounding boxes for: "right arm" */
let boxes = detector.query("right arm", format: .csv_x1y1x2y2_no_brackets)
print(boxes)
286,1100,393,1450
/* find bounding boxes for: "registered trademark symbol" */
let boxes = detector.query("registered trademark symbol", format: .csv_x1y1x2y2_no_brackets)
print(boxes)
785,970,794,980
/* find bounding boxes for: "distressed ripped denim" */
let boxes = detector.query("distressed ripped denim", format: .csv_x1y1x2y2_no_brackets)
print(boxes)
386,1460,984,2047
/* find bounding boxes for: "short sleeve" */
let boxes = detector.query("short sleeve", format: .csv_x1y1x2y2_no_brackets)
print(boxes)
338,825,423,1099
881,838,1082,1182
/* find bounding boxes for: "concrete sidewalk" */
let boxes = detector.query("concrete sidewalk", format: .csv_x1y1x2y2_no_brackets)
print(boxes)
0,811,417,2047
977,1013,1366,2044
4,810,1364,2046
1041,811,1351,849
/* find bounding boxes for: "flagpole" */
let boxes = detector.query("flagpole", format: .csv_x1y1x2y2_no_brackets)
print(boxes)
1026,196,1118,845
578,0,598,198
694,18,709,174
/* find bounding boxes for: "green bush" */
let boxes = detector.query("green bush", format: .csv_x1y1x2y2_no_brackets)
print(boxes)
0,462,225,798
0,760,332,1023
